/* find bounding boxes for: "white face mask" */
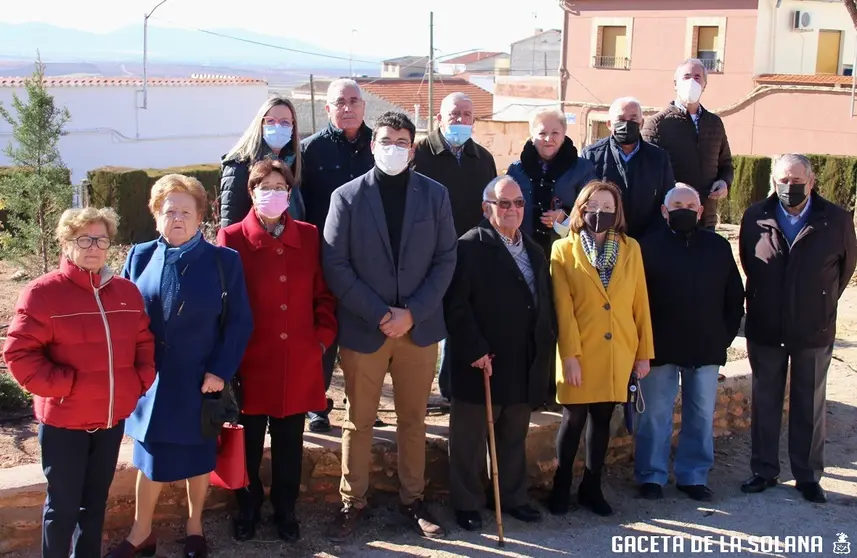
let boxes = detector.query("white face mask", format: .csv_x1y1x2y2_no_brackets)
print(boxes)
676,78,703,104
374,144,410,176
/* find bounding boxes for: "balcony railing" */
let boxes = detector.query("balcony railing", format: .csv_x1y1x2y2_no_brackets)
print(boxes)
700,58,723,73
593,56,630,70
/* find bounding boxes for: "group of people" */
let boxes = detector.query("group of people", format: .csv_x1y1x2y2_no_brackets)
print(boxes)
2,56,855,558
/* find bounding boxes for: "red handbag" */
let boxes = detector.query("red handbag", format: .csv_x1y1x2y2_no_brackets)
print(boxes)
210,423,249,490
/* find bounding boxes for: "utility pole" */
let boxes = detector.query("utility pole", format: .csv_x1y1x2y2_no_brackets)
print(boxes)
349,29,356,77
309,74,317,133
142,0,168,110
428,11,434,133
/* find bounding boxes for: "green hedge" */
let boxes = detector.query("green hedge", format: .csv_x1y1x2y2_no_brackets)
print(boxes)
718,155,857,225
87,164,220,244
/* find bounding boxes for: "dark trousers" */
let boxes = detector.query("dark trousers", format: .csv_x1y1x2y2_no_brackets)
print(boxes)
309,343,339,419
748,341,832,483
448,399,531,511
701,197,718,230
39,421,124,558
235,413,305,519
555,403,616,480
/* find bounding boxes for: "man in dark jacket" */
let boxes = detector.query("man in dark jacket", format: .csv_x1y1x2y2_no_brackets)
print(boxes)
739,154,857,504
641,58,733,230
444,175,555,532
636,184,744,502
301,79,375,432
582,96,675,239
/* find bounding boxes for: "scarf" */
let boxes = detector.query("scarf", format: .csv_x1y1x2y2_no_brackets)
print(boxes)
580,229,620,289
160,230,203,320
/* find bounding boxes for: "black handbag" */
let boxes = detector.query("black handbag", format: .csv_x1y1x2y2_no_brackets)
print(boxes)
200,250,241,439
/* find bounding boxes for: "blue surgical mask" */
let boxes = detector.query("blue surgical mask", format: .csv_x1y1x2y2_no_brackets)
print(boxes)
443,124,472,147
263,124,293,150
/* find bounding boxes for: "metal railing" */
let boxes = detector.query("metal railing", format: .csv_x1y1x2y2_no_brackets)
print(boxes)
593,56,630,70
700,58,723,73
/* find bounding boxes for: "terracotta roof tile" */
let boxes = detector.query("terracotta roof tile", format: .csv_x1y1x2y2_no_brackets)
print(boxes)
755,74,853,86
355,78,494,119
0,76,266,88
441,52,505,66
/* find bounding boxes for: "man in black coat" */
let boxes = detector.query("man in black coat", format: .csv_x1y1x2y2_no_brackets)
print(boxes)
301,78,375,433
739,153,857,503
443,175,556,532
581,96,675,239
636,184,744,503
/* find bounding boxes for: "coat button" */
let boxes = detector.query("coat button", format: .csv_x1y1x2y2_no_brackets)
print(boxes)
279,275,287,282
276,248,283,255
603,303,611,310
280,333,288,340
604,332,612,340
280,304,287,311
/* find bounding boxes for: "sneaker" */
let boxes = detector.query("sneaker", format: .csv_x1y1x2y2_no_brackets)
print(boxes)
326,504,362,542
400,500,445,539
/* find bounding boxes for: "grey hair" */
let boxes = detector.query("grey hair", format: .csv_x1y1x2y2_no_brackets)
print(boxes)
224,96,302,183
675,58,708,84
440,92,472,116
608,96,642,121
664,183,700,205
326,79,363,103
482,175,520,201
529,106,567,134
773,153,814,178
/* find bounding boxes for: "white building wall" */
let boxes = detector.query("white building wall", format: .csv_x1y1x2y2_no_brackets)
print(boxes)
0,83,268,183
755,0,857,75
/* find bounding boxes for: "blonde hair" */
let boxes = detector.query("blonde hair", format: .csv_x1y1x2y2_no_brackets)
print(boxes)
56,207,119,243
148,174,208,216
224,96,302,185
529,107,567,135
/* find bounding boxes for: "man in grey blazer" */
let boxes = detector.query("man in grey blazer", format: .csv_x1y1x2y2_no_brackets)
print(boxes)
322,111,458,542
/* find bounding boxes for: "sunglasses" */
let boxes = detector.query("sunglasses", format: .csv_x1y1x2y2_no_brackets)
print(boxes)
486,198,525,210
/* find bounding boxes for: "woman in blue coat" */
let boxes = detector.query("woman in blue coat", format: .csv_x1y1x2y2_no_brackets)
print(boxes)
506,107,596,259
105,174,253,558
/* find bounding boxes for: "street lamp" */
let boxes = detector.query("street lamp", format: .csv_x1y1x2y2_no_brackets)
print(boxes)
142,0,168,109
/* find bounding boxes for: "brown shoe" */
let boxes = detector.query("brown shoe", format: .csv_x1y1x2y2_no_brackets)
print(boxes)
400,500,445,539
326,504,363,542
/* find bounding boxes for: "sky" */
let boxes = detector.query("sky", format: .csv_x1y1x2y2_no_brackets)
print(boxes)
0,0,566,61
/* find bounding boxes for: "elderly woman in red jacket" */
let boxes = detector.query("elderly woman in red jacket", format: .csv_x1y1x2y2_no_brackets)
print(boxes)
217,158,337,544
3,207,155,558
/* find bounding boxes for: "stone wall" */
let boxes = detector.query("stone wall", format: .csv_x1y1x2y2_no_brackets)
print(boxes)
472,119,530,171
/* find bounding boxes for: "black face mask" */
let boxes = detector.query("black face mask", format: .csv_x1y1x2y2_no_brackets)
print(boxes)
583,211,616,233
776,182,807,208
667,208,699,234
612,120,641,146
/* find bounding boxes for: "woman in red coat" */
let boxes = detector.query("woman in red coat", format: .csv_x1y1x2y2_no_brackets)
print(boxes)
3,207,155,558
217,158,337,544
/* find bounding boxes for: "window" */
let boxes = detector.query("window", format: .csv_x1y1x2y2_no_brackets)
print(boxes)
816,30,842,75
686,18,726,73
589,120,610,145
594,26,629,69
694,27,721,72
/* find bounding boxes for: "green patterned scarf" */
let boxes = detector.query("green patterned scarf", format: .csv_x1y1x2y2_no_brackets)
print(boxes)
580,229,620,289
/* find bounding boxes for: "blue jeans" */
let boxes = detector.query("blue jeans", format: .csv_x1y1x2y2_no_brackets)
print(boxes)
634,364,719,486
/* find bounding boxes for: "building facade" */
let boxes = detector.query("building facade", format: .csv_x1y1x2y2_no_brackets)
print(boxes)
381,56,429,79
510,29,563,76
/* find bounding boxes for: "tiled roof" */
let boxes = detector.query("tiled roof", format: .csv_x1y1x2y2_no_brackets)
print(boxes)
382,56,430,68
441,51,505,66
755,74,853,86
355,78,494,119
0,75,267,88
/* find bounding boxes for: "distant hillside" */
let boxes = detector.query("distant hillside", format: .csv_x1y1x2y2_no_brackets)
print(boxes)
0,22,378,74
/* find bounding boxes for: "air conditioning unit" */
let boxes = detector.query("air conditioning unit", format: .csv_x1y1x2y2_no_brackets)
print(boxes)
793,10,813,31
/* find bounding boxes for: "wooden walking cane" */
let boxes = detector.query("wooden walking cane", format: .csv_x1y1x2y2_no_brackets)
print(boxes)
483,356,505,547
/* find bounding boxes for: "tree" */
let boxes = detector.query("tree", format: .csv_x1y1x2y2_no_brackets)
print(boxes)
0,54,72,275
847,0,857,30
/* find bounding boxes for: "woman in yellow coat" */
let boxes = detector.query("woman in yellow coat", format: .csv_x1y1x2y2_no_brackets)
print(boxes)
547,180,654,517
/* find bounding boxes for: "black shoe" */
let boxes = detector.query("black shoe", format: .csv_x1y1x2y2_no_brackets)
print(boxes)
741,475,778,494
231,509,260,542
454,510,482,531
639,483,663,500
308,415,332,433
677,484,713,502
796,482,827,504
546,467,573,515
400,499,445,538
374,416,385,427
276,512,300,542
505,504,542,523
578,468,613,516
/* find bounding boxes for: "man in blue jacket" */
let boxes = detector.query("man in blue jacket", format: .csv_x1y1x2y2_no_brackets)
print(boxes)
582,97,675,239
302,79,375,432
322,111,457,542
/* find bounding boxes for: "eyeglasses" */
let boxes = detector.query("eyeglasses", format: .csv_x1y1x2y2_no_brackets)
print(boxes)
486,198,525,210
377,139,411,149
329,98,363,109
72,236,111,250
262,117,292,127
